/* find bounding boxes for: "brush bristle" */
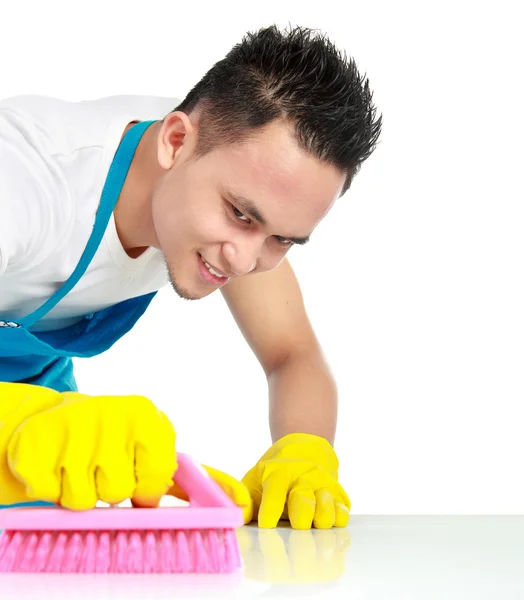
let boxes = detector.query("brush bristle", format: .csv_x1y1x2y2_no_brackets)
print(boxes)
0,528,241,573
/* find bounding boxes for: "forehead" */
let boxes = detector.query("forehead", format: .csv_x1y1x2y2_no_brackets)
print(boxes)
209,120,344,230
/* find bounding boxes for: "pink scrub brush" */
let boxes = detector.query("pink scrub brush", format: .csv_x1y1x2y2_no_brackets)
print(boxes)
0,453,243,573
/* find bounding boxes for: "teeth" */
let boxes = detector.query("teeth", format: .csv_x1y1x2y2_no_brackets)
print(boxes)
202,256,226,279
208,266,225,278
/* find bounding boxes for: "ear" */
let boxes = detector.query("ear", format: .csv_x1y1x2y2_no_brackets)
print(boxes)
157,111,196,170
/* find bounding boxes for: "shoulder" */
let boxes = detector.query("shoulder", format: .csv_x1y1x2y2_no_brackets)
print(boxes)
0,109,72,275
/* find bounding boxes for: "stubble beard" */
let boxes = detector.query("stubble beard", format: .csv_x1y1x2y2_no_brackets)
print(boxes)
163,255,201,301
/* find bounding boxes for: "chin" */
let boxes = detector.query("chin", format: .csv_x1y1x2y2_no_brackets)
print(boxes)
168,278,203,301
166,269,215,301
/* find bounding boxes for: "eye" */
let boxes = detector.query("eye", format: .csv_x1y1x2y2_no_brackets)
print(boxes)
232,206,251,223
231,204,293,248
275,236,294,248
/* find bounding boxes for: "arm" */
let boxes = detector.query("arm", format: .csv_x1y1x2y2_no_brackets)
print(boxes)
267,345,337,444
220,257,338,445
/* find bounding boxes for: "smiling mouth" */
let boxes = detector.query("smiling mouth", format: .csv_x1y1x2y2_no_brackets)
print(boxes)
201,256,227,278
198,253,231,285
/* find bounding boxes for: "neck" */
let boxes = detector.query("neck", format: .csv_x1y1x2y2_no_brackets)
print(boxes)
113,120,163,258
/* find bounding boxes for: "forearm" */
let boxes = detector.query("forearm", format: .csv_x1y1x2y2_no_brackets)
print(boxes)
267,348,338,445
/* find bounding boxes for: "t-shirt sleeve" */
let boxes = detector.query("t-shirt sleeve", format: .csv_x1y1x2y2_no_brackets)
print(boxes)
0,142,37,275
0,117,68,278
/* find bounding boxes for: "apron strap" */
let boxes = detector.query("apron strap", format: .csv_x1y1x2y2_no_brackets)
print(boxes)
18,120,156,329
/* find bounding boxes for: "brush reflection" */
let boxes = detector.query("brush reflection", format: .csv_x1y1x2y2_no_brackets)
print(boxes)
0,523,351,598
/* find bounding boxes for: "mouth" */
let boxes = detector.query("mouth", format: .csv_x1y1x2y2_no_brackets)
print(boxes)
197,253,231,286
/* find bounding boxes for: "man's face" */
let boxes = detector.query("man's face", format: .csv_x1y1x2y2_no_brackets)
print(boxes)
151,117,344,300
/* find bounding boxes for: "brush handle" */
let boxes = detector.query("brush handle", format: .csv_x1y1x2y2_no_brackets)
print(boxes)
173,453,238,509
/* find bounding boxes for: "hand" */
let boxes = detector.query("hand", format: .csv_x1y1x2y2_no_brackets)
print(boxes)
241,433,351,529
164,463,254,523
0,383,176,510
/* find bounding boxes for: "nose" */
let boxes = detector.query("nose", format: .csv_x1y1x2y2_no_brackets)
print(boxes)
222,241,259,276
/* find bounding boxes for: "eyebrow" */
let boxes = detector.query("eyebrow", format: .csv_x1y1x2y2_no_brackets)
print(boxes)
223,189,311,245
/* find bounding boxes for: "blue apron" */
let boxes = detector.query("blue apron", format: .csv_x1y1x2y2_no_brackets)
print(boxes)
0,120,158,394
0,120,159,509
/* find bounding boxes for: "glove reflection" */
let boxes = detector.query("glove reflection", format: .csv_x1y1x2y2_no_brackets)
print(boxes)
237,524,351,584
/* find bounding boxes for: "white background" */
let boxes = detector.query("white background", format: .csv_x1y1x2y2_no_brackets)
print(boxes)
1,0,522,515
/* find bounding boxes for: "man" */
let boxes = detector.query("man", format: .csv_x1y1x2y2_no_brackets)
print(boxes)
0,25,382,529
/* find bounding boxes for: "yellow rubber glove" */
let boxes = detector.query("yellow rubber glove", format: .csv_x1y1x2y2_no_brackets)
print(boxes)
0,382,176,510
241,433,351,529
164,463,253,523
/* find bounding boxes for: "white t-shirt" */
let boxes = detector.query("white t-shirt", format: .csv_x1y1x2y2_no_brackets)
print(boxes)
0,94,179,331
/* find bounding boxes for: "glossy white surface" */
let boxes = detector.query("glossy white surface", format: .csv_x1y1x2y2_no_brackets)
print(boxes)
0,516,523,599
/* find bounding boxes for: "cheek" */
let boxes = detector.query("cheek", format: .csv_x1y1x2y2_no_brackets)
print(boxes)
151,188,184,254
151,199,170,246
152,192,218,250
152,168,228,245
151,177,172,222
254,245,288,273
